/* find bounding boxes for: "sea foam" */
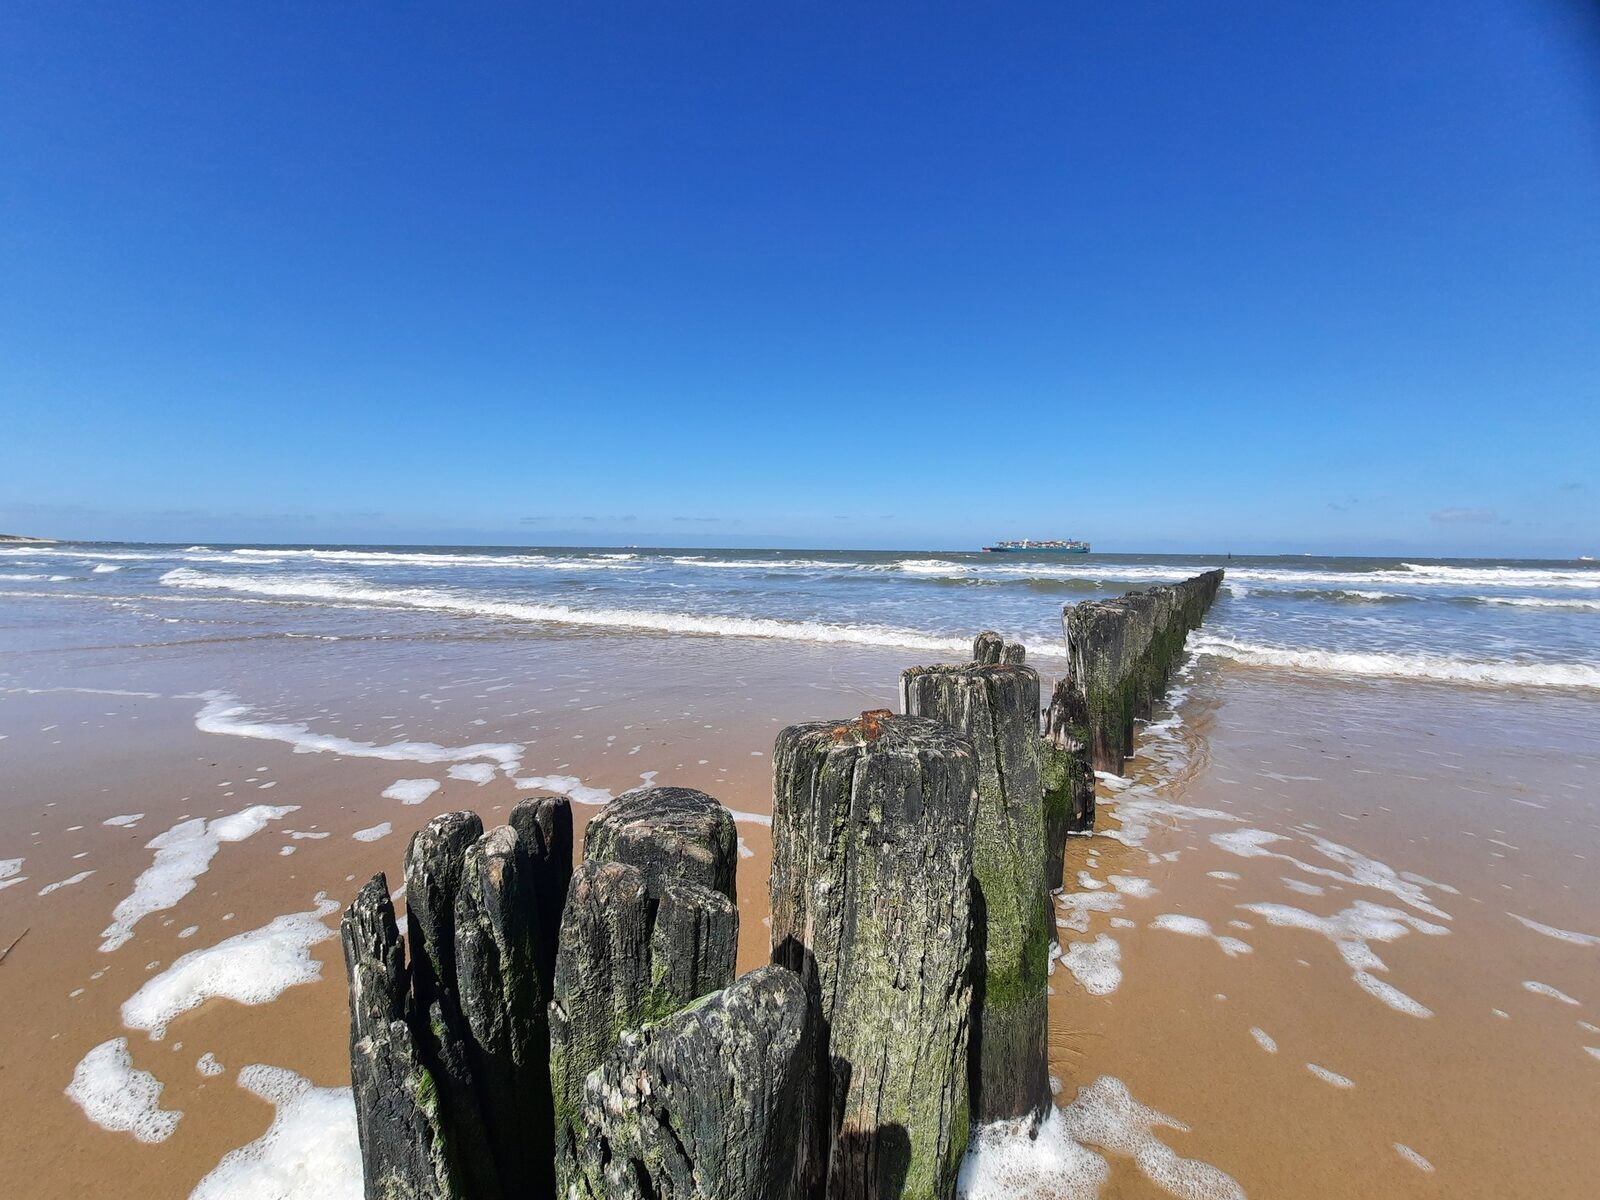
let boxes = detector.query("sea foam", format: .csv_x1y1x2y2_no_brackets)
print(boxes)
957,1108,1109,1199
1522,980,1581,1006
100,805,298,952
1306,1063,1355,1089
382,778,441,805
959,1075,1245,1200
189,1066,360,1200
1240,900,1444,1016
193,691,522,772
1057,1075,1246,1200
122,895,340,1038
1149,913,1253,957
39,869,95,895
65,1037,182,1143
1508,913,1600,947
1064,934,1123,996
0,856,25,891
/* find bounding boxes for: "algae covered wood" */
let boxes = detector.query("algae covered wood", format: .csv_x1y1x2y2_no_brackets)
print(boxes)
342,873,460,1200
900,648,1051,1125
770,710,979,1200
649,878,738,1011
1062,569,1224,775
509,795,572,999
569,964,816,1200
345,807,575,1200
403,813,502,1199
1041,674,1096,869
552,786,741,1194
549,861,654,1187
453,825,555,1199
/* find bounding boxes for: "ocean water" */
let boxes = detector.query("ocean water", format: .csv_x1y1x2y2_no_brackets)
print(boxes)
3,542,1599,690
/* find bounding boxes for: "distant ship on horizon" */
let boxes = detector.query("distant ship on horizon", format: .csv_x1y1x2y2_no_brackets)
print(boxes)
981,538,1091,554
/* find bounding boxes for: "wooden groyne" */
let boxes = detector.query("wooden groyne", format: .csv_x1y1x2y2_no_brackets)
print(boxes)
900,639,1051,1127
340,575,1225,1200
1054,569,1224,778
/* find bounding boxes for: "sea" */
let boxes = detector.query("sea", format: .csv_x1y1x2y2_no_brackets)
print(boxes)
4,542,1599,691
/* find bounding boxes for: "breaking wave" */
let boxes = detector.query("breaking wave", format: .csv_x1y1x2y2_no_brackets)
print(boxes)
160,568,992,654
1190,634,1600,691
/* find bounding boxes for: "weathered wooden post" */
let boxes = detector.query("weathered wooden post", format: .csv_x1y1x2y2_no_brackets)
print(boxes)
403,812,502,1199
550,786,740,1193
770,710,979,1200
901,636,1051,1126
569,964,817,1200
342,874,460,1200
509,796,573,999
549,860,653,1187
343,802,573,1200
455,826,554,1198
1040,675,1095,870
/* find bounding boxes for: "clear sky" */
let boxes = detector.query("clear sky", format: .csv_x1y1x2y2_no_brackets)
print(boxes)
2,2,1597,555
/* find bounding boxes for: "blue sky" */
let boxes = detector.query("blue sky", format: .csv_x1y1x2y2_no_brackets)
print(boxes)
2,2,1597,555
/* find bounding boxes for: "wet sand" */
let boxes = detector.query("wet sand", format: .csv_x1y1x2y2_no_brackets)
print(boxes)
1047,665,1599,1198
2,629,1597,1198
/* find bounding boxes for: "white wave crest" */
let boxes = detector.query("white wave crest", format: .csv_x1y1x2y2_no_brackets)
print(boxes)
1190,634,1600,691
160,568,987,653
1477,595,1600,611
219,547,645,571
1399,562,1600,589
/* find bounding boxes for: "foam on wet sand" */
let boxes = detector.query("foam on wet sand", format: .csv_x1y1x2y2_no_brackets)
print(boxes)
957,1108,1110,1200
1305,1063,1355,1088
100,805,298,952
188,1065,360,1200
1509,913,1600,948
380,778,440,805
1239,900,1444,1017
1065,934,1123,996
959,1075,1246,1200
121,895,340,1038
1522,981,1580,1006
193,691,522,772
65,1038,183,1143
39,869,95,895
0,856,26,890
1057,1075,1246,1200
1149,913,1253,957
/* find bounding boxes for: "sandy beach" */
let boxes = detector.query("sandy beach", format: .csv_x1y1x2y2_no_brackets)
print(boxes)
3,602,1597,1199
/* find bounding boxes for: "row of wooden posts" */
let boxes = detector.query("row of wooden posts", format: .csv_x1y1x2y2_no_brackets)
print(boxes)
342,572,1224,1200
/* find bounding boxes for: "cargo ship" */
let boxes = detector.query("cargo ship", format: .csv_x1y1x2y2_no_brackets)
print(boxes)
982,538,1090,554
